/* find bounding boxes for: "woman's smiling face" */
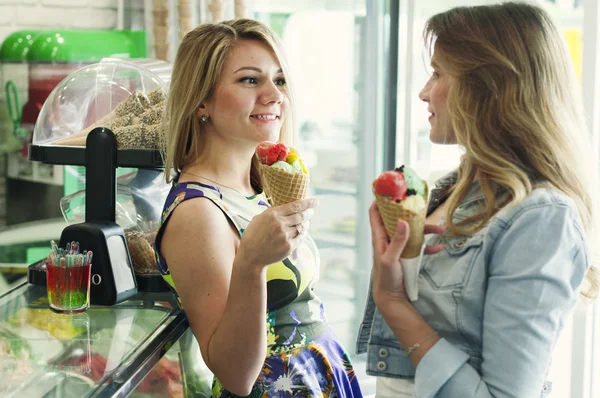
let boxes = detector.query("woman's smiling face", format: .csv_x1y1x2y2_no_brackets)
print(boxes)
202,39,289,145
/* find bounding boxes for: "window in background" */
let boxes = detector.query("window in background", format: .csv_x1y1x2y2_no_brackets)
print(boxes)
593,302,599,398
395,0,484,185
254,1,391,393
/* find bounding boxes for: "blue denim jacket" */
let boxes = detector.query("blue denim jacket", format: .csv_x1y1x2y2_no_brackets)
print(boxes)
356,170,589,398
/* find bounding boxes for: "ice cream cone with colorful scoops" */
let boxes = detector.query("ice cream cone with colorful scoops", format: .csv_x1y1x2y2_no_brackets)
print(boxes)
373,166,428,258
255,142,309,206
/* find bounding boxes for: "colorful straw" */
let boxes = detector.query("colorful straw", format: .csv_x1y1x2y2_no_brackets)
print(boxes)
48,240,93,268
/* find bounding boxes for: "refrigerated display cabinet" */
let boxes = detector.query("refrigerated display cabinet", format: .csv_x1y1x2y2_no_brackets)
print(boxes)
0,56,215,397
0,282,212,397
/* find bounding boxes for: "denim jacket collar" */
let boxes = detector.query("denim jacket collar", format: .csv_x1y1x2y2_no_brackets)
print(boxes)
427,170,490,216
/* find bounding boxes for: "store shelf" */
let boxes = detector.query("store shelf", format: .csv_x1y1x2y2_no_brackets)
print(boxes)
0,218,65,245
7,153,64,186
29,145,163,169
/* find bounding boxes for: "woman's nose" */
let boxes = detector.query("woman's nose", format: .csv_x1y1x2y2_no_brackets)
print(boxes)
261,80,284,104
419,80,431,102
419,85,429,102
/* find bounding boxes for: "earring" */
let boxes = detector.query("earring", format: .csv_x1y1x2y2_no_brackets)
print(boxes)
200,115,209,122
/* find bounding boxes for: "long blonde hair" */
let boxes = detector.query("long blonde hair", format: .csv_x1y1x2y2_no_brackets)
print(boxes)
163,19,296,187
424,2,598,298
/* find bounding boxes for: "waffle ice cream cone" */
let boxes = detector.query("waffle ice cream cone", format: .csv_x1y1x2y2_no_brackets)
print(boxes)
52,110,116,146
208,0,224,22
256,142,310,206
148,88,166,106
373,181,428,258
52,91,164,148
178,0,193,18
259,163,309,206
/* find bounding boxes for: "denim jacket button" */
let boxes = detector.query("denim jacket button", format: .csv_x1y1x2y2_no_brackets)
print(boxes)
376,361,387,371
543,382,552,392
378,348,389,358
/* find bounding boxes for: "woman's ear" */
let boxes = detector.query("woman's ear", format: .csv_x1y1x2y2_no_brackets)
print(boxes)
196,103,207,117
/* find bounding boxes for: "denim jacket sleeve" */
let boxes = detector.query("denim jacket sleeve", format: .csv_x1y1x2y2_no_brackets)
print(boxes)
414,201,588,398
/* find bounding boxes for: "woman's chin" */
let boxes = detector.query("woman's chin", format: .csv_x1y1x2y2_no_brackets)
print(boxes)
249,131,280,146
429,130,457,145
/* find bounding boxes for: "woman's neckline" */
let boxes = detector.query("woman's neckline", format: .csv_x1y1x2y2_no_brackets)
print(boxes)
176,178,262,200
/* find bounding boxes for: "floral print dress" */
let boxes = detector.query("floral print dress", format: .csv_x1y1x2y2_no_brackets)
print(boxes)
155,179,363,397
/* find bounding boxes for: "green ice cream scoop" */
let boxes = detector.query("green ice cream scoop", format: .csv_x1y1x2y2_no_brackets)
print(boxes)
396,166,426,197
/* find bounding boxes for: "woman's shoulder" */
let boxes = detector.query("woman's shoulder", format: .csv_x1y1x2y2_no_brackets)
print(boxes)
484,187,590,281
491,186,585,240
159,181,222,221
502,186,577,216
169,180,223,200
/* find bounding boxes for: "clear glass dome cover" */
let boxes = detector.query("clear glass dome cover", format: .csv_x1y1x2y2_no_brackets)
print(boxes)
33,58,170,148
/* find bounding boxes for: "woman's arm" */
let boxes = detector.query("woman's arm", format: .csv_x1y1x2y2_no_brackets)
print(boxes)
380,203,587,398
161,198,266,396
161,197,316,396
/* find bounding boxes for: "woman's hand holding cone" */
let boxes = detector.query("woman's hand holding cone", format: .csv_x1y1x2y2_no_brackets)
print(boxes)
238,198,318,269
369,201,444,309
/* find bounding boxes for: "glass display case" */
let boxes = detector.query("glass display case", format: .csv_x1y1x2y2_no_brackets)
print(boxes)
0,56,213,397
29,58,169,167
0,282,212,397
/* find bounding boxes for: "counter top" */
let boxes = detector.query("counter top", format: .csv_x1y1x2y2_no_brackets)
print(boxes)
0,282,194,397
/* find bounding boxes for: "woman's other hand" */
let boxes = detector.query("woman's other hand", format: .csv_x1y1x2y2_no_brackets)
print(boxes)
239,198,319,268
369,201,445,311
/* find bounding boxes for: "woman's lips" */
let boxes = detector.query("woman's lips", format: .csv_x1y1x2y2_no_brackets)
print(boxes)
250,114,280,123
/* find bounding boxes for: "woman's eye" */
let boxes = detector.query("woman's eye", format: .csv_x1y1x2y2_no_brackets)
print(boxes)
431,71,440,79
240,76,258,84
275,78,286,87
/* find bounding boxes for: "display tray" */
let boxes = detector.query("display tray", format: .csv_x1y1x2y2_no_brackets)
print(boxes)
133,273,170,293
29,144,164,169
28,259,169,293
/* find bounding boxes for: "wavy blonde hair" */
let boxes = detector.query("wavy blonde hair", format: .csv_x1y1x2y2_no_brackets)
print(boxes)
424,2,598,298
163,19,296,187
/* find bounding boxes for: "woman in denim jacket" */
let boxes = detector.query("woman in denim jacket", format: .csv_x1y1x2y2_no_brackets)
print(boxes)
357,3,598,397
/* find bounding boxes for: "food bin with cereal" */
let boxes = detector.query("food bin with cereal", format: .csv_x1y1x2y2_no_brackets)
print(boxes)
27,58,172,303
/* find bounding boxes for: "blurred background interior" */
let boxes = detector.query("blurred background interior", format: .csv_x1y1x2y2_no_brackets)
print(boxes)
0,0,598,397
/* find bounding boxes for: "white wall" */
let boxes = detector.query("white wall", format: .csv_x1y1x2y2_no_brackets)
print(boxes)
0,0,126,43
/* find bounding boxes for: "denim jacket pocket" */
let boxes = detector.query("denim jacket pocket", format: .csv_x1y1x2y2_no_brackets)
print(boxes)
422,233,484,290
